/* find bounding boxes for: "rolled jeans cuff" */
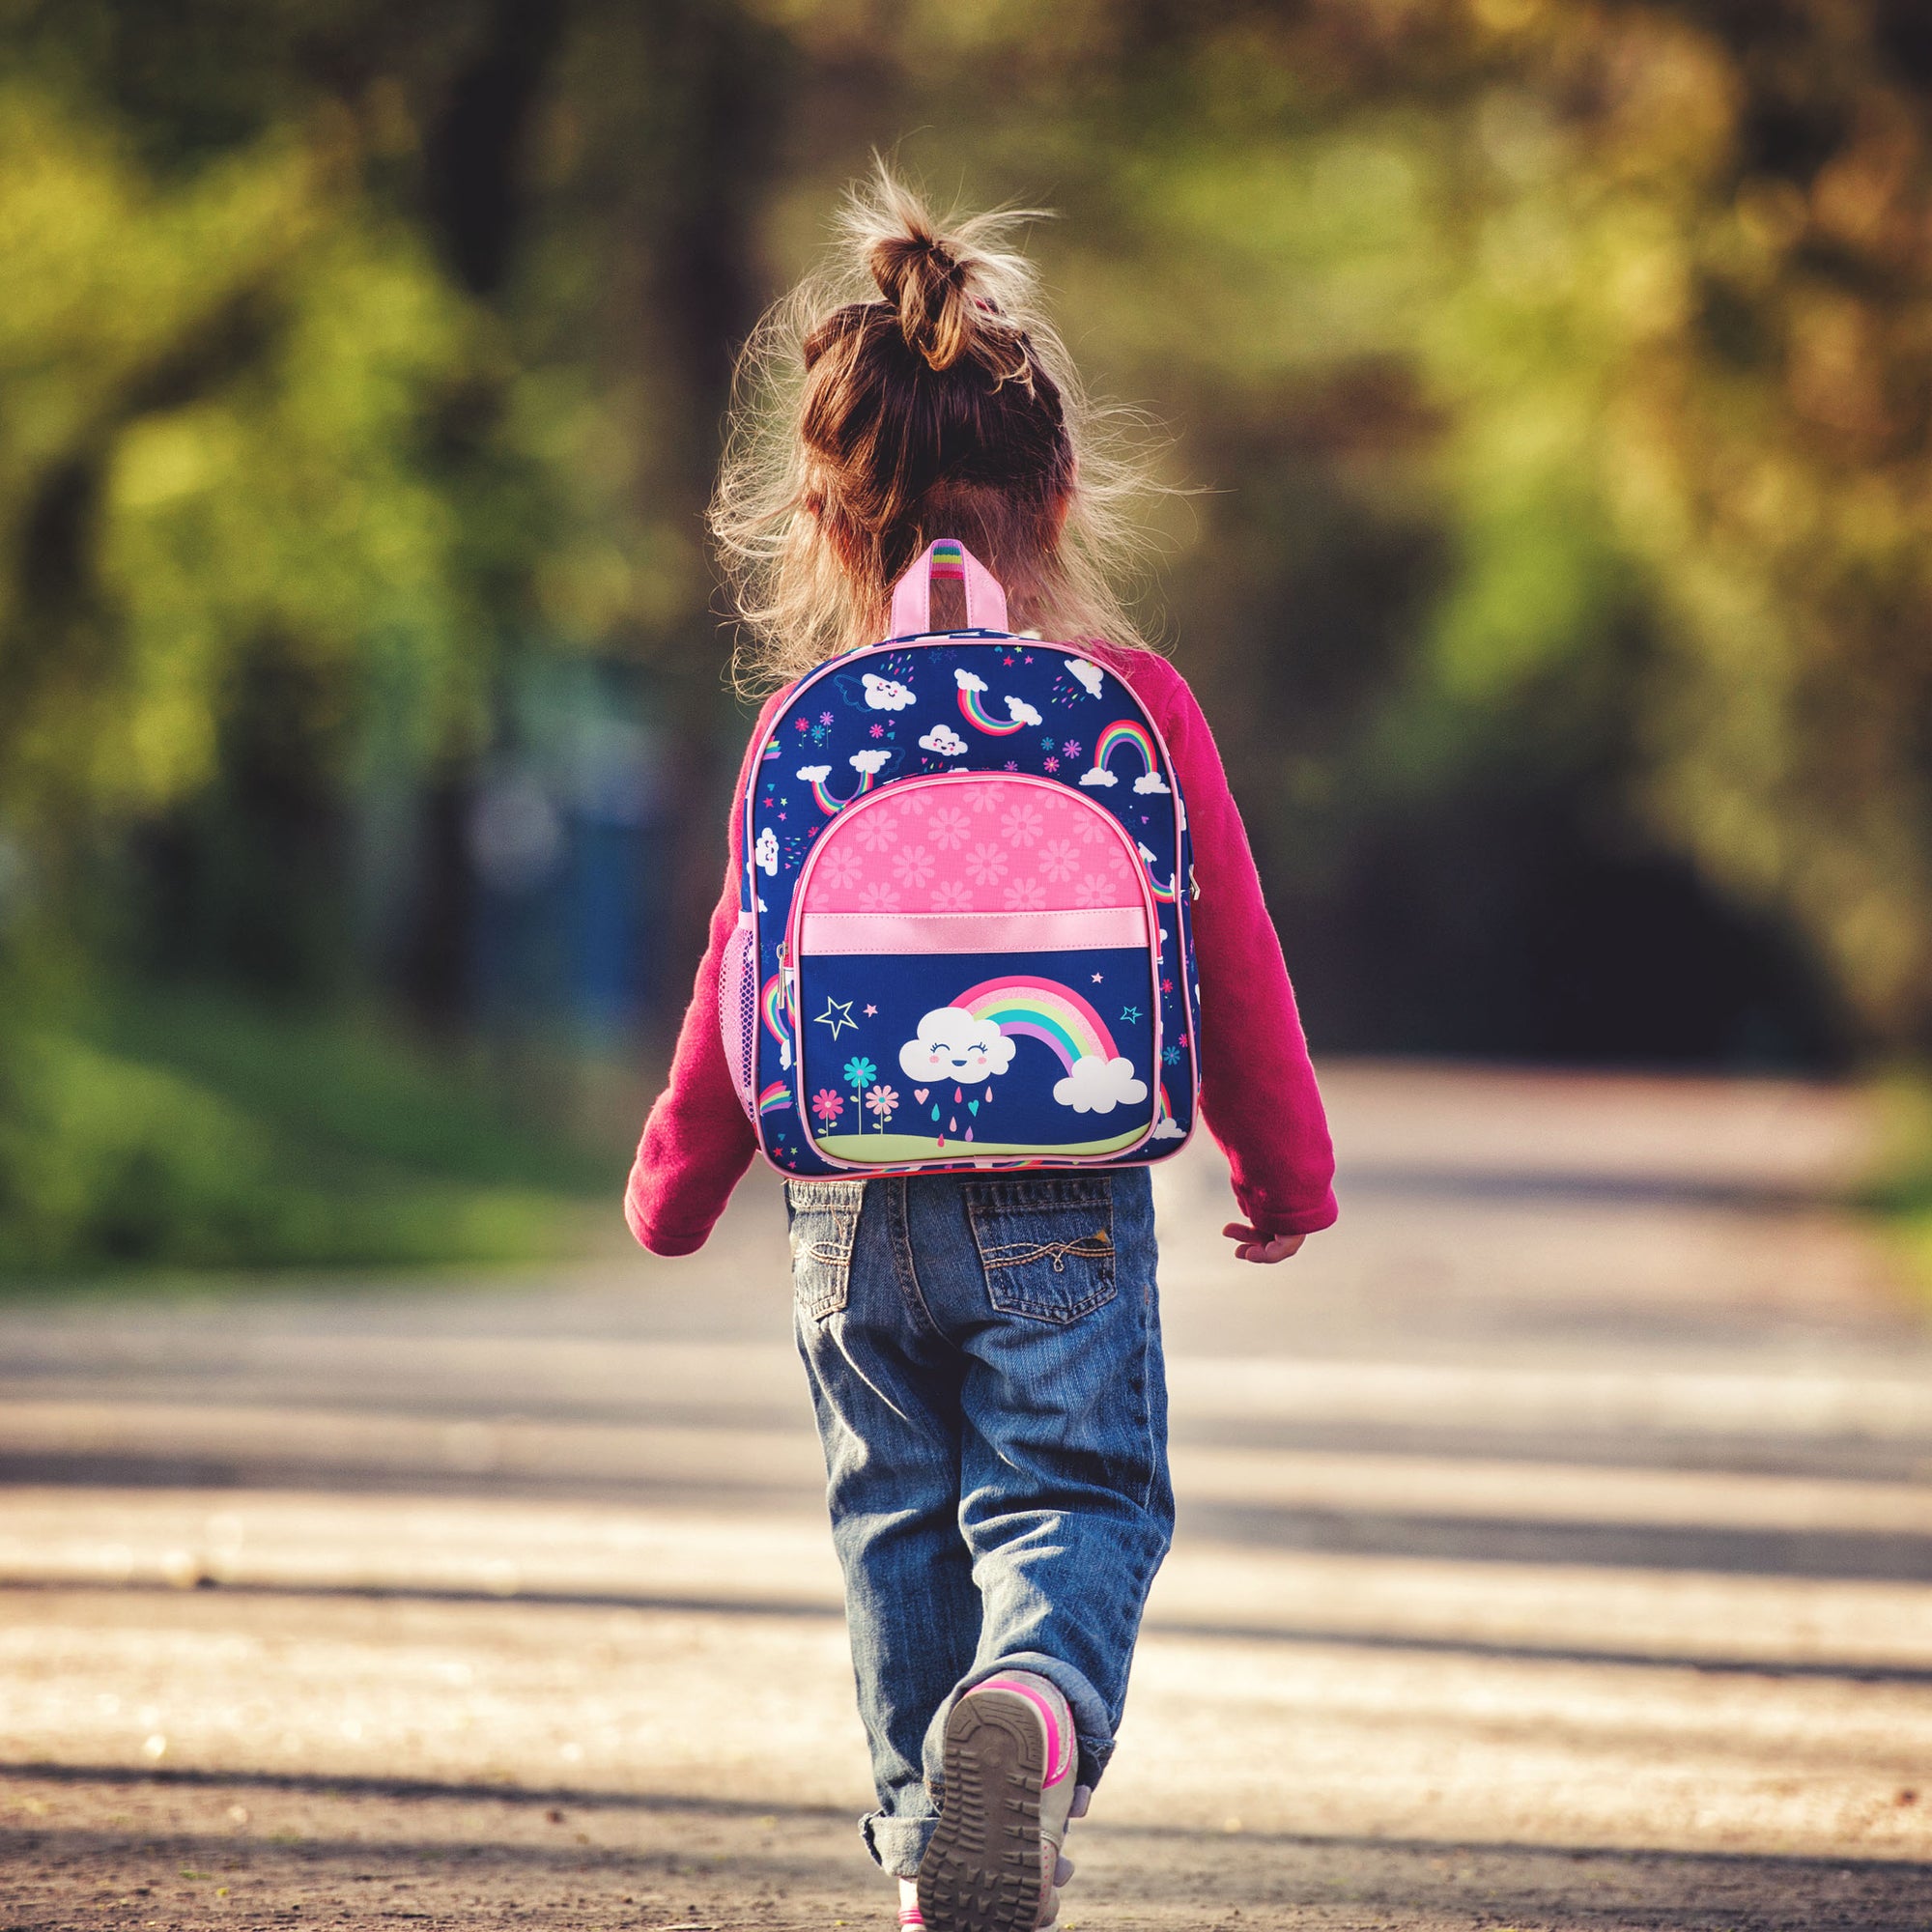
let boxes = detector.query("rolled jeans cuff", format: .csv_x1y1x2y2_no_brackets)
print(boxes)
861,1806,939,1881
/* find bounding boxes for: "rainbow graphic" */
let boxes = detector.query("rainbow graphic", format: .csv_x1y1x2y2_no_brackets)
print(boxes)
1080,719,1167,794
761,737,781,762
760,974,793,1070
931,538,965,574
955,673,1028,735
955,977,1120,1072
757,1080,791,1118
797,751,893,814
1137,841,1179,903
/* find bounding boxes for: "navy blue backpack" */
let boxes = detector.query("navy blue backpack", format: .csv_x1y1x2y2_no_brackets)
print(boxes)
722,538,1199,1178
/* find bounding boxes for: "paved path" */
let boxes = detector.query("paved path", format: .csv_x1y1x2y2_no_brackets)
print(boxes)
3,1063,1931,1929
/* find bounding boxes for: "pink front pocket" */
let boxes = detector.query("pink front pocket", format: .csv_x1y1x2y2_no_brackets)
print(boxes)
786,775,1165,1170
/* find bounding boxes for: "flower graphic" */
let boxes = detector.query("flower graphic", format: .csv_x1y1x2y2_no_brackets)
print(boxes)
926,806,970,849
1038,838,1078,881
1043,756,1060,772
857,880,902,911
819,711,835,725
869,723,885,738
795,717,810,731
811,1090,844,1125
842,1057,878,1090
820,846,864,889
1074,872,1114,908
1004,760,1020,772
865,1083,899,1131
1000,800,1044,846
1162,1044,1182,1065
969,784,1003,813
931,879,974,911
858,812,899,851
1064,740,1082,758
1003,876,1046,909
892,843,935,888
1077,810,1111,844
966,841,1009,885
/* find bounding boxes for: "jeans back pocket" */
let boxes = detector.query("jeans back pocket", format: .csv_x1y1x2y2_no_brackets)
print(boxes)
785,1179,865,1321
964,1176,1117,1324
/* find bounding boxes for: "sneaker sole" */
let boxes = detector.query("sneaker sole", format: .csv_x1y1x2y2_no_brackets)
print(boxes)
918,1690,1046,1932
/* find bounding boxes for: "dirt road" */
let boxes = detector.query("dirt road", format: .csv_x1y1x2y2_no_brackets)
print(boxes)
4,1063,1931,1929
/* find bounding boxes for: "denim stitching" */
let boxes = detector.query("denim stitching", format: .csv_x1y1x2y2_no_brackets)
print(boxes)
888,1179,944,1342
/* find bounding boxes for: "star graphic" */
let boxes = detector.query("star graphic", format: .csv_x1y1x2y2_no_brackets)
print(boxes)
814,998,858,1038
864,1004,878,1016
1120,1006,1142,1024
1091,972,1103,983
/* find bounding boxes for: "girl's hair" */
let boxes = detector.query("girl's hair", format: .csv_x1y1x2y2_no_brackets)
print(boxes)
712,163,1162,692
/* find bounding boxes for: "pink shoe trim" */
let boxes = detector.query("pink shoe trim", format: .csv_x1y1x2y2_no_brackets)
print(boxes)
971,1673,1074,1787
897,1910,926,1929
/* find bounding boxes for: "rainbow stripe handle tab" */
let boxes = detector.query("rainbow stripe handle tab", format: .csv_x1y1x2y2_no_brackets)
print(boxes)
890,536,1009,637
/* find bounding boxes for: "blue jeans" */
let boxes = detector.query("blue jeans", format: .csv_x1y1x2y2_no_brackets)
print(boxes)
786,1168,1175,1880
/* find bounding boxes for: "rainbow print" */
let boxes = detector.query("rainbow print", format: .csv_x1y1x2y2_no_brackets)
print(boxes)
760,974,793,1069
955,674,1027,735
1137,841,1179,903
931,538,965,574
1080,719,1167,794
955,976,1120,1073
761,737,781,762
797,751,892,814
757,1080,791,1118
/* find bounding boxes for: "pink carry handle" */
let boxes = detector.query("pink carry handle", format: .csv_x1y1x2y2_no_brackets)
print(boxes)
889,538,1009,637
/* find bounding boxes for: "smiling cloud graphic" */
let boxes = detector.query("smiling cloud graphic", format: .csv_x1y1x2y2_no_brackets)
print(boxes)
754,827,779,876
919,724,967,756
1052,1055,1149,1115
898,1009,1017,1085
862,672,916,711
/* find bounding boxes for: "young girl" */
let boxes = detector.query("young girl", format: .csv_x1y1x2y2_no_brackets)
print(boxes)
626,170,1336,1932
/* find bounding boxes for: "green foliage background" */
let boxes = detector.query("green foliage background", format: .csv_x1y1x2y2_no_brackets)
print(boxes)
3,0,1930,1269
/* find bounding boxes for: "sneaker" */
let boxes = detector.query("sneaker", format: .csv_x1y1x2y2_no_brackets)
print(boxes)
918,1671,1078,1932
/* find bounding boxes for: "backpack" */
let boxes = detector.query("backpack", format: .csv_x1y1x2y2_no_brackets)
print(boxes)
721,538,1198,1179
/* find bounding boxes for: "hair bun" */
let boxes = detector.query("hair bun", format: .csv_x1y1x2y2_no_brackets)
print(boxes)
868,226,974,372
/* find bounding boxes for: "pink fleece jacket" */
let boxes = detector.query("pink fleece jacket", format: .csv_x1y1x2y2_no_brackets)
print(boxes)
625,645,1337,1255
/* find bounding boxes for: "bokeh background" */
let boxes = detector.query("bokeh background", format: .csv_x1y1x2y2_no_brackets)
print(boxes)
6,0,1932,1276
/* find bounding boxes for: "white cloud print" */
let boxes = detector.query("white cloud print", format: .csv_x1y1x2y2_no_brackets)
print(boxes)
1149,1112,1186,1140
1053,1054,1149,1115
919,724,967,756
954,668,988,694
794,763,831,783
1004,696,1043,727
862,672,916,710
754,826,779,876
898,1009,1017,1085
849,749,893,774
1132,772,1171,795
1065,658,1105,698
1078,767,1118,788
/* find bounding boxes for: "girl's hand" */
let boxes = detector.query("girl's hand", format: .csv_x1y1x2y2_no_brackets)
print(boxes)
1223,1223,1306,1264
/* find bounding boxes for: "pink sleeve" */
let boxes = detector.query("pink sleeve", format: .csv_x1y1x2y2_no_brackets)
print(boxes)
622,695,784,1256
1105,650,1338,1235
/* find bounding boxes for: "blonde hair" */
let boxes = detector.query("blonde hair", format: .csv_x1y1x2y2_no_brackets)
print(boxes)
711,163,1163,693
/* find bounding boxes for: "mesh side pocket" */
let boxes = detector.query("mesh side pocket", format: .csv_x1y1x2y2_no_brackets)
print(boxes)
719,913,758,1118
